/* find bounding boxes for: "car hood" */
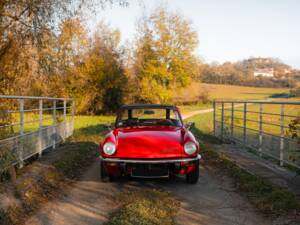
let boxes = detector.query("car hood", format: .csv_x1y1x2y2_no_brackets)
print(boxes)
114,126,185,159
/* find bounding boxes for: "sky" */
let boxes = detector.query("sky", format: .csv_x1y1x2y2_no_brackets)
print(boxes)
87,0,300,69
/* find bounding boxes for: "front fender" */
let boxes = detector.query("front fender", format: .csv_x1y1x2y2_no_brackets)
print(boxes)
100,131,117,156
183,129,200,156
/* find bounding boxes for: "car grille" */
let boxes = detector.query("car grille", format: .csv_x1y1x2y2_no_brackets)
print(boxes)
131,164,169,178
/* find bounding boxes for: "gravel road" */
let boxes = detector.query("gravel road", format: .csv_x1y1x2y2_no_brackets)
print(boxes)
25,158,272,225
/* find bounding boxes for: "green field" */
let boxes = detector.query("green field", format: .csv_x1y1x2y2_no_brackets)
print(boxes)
176,82,290,101
185,112,214,134
74,115,114,130
176,82,292,113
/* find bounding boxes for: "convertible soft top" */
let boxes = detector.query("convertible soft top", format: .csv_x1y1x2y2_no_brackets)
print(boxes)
120,104,177,110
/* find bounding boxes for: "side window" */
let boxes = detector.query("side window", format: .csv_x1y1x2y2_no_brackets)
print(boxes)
119,110,129,120
117,110,129,127
169,110,179,120
169,110,182,126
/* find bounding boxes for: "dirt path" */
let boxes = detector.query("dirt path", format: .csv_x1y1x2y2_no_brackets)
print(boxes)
181,108,213,120
181,103,247,120
25,158,271,225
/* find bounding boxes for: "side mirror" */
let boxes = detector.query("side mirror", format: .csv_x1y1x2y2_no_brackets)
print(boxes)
184,122,195,130
104,123,113,131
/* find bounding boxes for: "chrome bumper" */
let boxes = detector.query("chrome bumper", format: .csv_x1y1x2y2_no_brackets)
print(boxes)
100,154,201,164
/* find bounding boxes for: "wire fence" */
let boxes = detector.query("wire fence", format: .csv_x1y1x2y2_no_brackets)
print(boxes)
0,95,74,171
213,100,300,169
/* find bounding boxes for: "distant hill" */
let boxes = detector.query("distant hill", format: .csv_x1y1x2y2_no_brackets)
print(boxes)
235,57,298,78
198,57,299,88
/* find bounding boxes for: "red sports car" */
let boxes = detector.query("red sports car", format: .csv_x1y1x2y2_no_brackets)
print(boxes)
99,104,201,184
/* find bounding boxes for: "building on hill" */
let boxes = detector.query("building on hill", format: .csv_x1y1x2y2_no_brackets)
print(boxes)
253,68,274,77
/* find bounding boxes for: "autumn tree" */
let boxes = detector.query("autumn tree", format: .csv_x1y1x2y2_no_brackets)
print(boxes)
51,18,90,99
61,22,127,114
132,7,199,103
0,0,127,59
0,0,128,96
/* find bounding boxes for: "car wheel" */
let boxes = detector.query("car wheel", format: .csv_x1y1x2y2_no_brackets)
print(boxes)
169,172,175,180
186,161,199,184
100,160,108,181
108,174,115,182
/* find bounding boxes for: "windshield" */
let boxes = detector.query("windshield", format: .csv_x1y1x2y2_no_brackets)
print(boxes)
116,108,183,128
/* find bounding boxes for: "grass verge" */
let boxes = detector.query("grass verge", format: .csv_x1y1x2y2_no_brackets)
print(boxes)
203,149,300,214
106,190,180,225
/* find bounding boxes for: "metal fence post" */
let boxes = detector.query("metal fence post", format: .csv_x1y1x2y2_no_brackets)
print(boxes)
19,99,24,168
213,101,216,136
221,102,224,141
231,102,234,137
63,100,67,141
38,99,43,157
72,99,75,132
243,103,247,145
52,100,56,150
280,104,285,166
258,103,263,157
63,100,67,122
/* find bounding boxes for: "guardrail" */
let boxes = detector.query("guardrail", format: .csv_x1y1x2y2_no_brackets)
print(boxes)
213,100,300,169
0,95,74,171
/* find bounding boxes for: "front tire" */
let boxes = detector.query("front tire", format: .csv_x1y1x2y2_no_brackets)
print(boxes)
100,160,108,181
186,161,199,184
108,174,115,182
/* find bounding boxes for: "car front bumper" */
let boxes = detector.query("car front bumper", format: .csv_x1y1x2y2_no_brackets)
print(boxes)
100,154,201,164
100,155,201,177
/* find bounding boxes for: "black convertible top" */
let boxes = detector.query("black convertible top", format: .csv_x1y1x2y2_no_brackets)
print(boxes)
120,104,178,110
116,104,183,127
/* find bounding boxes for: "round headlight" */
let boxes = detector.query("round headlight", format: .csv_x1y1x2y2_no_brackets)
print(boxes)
103,142,116,155
184,142,197,155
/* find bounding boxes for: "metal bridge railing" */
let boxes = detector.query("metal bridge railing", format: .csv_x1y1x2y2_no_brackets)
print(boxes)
213,100,300,169
0,95,74,171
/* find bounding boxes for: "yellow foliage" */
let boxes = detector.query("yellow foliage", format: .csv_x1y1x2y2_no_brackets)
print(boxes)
133,6,199,103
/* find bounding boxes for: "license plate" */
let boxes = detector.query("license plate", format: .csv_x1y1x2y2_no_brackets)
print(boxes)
131,164,169,178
